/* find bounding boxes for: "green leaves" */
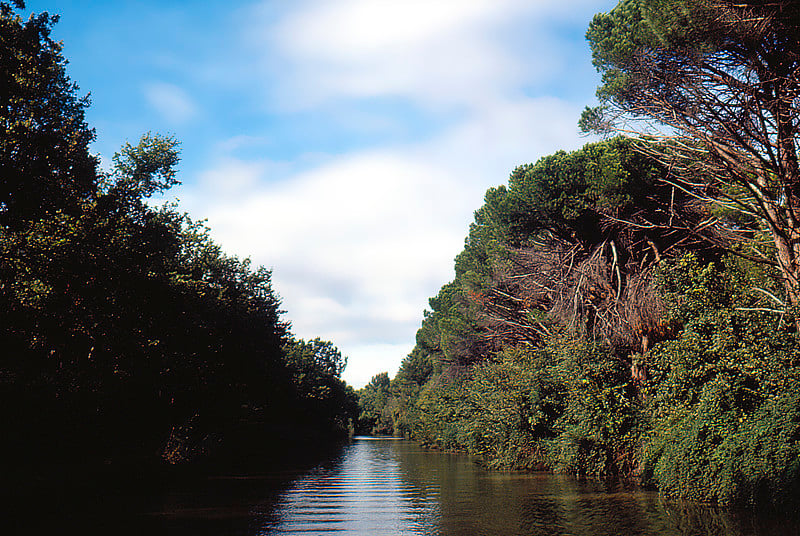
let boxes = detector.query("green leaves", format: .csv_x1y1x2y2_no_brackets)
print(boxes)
285,337,348,381
357,372,393,435
586,0,716,104
110,133,181,199
0,2,98,228
279,338,358,439
644,253,800,506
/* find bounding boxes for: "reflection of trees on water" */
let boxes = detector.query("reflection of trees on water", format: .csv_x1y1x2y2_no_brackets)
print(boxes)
106,440,799,536
660,499,800,536
391,440,800,536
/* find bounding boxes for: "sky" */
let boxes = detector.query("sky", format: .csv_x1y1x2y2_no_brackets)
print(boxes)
24,0,615,388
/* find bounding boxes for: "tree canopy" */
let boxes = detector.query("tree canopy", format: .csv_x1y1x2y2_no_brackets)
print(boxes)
0,1,358,487
583,0,800,310
0,2,98,228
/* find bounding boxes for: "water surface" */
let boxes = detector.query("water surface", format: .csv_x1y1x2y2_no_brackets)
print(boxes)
20,438,800,535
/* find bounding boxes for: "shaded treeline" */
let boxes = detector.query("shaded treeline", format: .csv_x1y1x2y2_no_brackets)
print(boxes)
0,1,357,491
359,135,800,508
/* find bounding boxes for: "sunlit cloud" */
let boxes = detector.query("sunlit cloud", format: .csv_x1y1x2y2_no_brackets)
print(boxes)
47,0,613,387
183,95,590,387
256,0,564,111
197,158,270,196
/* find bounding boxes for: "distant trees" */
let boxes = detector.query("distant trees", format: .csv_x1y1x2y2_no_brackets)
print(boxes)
355,350,434,437
583,0,800,311
357,372,392,435
286,337,348,379
284,338,358,439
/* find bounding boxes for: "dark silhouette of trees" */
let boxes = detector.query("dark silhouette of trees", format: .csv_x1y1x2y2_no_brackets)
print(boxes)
0,1,98,229
0,1,357,487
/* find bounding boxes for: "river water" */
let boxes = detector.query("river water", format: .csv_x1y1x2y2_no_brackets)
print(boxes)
21,437,800,535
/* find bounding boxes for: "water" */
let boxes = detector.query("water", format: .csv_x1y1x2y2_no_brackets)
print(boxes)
15,438,800,535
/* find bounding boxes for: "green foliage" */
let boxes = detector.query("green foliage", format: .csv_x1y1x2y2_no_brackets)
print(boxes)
0,2,359,481
109,132,181,199
541,337,642,478
0,2,98,228
585,0,724,109
644,254,800,506
412,136,665,378
416,280,481,368
283,338,358,439
503,136,664,245
409,338,641,477
404,249,800,506
357,372,393,435
285,337,348,380
378,349,435,437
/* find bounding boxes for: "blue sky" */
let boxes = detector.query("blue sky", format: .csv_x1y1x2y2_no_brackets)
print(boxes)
25,0,615,387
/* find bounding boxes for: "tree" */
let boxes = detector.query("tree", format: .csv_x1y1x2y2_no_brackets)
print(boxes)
285,337,348,379
0,1,98,228
583,0,800,312
283,338,357,438
357,372,393,435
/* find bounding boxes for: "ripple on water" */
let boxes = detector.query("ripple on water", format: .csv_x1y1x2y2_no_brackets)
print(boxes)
255,440,439,535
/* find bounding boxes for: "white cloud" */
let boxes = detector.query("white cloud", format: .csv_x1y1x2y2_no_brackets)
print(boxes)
197,158,270,196
216,135,273,153
182,95,589,387
344,343,415,389
143,82,197,124
174,0,609,387
258,0,588,110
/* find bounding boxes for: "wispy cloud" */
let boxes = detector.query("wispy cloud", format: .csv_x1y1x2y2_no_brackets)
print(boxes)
173,0,609,387
143,82,198,124
185,97,590,387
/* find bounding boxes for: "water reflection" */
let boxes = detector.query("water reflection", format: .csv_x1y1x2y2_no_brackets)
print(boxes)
392,440,800,536
244,438,798,536
18,438,799,535
253,438,439,534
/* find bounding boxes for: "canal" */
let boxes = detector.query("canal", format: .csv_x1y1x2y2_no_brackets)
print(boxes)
17,437,800,535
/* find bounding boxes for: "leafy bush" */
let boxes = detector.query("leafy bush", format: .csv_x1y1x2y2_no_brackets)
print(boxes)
644,254,800,507
541,336,642,478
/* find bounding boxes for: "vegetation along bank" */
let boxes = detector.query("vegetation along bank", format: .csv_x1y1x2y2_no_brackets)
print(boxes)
358,0,800,510
0,1,358,495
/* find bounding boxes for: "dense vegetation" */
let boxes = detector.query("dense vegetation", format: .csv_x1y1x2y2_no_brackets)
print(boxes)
0,1,357,490
359,137,800,508
5,0,800,513
359,1,800,509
